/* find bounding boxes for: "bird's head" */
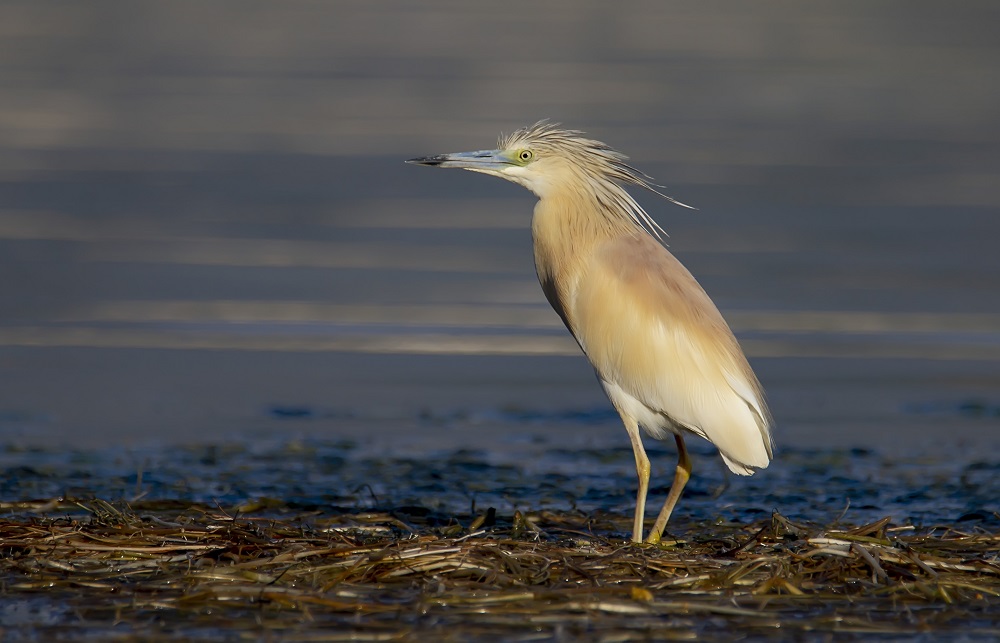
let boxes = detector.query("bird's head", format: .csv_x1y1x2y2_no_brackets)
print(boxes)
407,122,565,198
407,121,693,235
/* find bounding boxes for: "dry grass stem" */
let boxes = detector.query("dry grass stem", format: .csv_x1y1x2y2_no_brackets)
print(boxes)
0,502,997,639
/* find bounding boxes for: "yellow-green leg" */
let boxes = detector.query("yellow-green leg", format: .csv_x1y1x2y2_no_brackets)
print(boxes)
646,434,692,544
623,417,650,543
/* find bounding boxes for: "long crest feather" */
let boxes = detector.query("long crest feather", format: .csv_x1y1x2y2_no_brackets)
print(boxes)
498,121,694,240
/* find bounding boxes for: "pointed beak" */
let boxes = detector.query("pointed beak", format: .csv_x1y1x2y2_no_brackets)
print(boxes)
406,149,511,171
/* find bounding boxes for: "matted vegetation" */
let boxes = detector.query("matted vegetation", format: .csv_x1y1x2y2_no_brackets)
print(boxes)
1,499,997,641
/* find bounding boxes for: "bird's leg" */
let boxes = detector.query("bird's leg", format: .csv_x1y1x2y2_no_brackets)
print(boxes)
646,434,692,544
623,417,650,543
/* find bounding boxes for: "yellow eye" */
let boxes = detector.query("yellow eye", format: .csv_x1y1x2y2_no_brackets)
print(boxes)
518,150,533,163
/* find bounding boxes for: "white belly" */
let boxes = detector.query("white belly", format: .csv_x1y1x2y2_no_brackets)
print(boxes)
600,379,709,443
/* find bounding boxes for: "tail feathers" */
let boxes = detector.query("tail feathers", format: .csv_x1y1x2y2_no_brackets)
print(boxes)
714,387,773,476
720,451,766,476
722,369,774,459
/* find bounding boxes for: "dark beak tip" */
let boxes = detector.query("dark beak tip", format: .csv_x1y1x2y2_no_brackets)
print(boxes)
406,156,441,166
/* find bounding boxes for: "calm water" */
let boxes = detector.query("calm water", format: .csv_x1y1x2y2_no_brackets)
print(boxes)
0,1,998,502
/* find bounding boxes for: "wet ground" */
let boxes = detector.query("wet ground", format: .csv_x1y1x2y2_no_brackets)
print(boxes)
3,436,999,534
1,439,998,642
1,1,999,639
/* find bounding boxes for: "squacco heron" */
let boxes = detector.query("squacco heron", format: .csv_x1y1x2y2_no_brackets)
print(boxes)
408,122,773,544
